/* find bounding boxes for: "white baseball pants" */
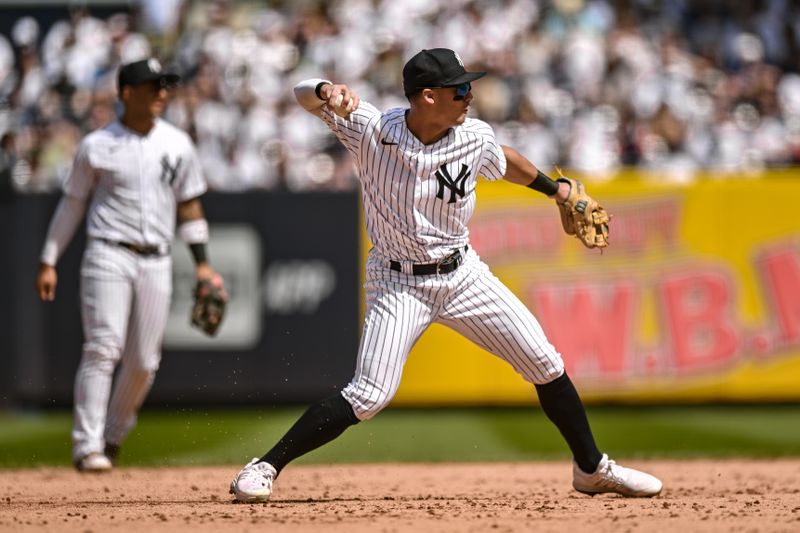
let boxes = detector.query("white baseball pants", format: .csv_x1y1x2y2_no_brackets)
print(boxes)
342,247,565,420
72,239,172,461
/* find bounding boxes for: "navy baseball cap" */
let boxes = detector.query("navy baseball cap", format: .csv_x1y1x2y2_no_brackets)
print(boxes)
117,58,180,90
402,48,486,96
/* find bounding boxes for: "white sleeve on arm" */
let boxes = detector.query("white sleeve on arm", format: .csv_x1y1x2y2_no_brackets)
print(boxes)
294,78,331,112
476,121,507,181
173,136,207,201
39,194,88,266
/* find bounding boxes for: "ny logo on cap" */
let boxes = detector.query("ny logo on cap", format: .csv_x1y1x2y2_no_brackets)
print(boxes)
148,58,162,73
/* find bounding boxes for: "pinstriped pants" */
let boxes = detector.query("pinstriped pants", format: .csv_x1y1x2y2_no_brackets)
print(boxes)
72,239,172,461
342,247,565,420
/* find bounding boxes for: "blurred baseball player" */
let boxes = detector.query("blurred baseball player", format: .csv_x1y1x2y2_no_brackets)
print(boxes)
36,58,224,472
230,48,661,500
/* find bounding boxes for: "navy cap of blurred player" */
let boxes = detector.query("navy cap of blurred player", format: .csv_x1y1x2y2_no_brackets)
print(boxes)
117,58,180,91
402,48,486,96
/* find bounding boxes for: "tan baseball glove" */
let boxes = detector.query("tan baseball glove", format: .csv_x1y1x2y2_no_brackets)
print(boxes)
555,169,610,249
191,275,228,336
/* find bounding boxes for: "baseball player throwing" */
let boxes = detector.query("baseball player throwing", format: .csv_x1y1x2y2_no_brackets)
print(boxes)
230,48,661,500
36,58,223,472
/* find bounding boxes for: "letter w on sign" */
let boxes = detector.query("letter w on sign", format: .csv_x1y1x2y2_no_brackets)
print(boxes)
435,163,470,204
160,155,183,185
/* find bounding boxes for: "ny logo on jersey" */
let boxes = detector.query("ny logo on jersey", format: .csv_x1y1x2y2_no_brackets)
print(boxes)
160,155,183,185
434,163,470,204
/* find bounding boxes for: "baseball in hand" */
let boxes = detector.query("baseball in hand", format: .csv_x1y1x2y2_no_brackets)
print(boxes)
331,93,353,117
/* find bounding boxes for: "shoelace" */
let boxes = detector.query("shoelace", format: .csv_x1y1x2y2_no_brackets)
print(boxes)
595,459,626,488
239,461,273,486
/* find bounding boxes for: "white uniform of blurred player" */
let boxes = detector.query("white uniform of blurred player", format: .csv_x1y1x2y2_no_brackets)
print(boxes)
228,49,663,501
36,58,223,472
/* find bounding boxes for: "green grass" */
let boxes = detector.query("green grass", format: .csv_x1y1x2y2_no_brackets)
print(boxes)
1,405,799,468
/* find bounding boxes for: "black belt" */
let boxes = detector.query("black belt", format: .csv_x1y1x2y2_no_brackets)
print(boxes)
390,246,468,276
102,239,169,257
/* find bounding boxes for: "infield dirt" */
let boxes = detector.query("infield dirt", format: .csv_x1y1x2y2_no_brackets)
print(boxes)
1,459,799,532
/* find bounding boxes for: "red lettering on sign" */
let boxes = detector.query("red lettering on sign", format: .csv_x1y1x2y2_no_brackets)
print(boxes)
659,272,738,370
758,246,800,344
601,199,681,253
470,213,560,259
530,283,637,378
471,197,682,259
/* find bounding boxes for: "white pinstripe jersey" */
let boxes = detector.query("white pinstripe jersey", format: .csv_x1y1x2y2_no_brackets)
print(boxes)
64,118,206,247
319,103,507,262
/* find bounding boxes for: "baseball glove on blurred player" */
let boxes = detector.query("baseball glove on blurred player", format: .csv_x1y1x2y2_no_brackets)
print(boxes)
191,275,228,336
555,169,610,249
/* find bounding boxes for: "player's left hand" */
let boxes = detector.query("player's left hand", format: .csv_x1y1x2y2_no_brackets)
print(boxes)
191,267,228,336
554,169,610,249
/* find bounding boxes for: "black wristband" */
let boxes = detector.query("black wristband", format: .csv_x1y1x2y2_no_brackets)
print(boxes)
314,81,329,100
189,242,208,264
526,169,560,196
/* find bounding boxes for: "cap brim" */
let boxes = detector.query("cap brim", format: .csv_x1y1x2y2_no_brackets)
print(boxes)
443,71,486,86
131,72,181,87
156,73,181,87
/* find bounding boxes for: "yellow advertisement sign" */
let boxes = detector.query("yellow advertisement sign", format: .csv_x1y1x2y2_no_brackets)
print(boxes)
360,173,800,404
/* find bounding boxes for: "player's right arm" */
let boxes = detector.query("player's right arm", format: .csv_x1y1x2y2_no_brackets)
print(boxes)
36,139,95,301
36,194,89,300
294,78,380,157
294,78,360,118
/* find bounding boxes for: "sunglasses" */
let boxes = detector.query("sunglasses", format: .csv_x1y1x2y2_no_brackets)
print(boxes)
155,78,178,90
414,82,472,100
452,82,471,101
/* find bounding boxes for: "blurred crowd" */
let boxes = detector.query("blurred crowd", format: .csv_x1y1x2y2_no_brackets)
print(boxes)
2,0,800,193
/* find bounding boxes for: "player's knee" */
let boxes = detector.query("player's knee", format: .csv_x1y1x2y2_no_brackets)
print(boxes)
355,406,383,421
533,360,566,385
82,340,122,365
341,385,395,421
124,354,161,376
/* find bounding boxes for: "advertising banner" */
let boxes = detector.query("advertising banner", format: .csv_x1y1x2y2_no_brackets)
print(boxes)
379,173,800,405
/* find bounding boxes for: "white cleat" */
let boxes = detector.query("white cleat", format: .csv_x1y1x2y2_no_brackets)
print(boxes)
74,452,112,473
572,453,662,497
229,458,276,502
